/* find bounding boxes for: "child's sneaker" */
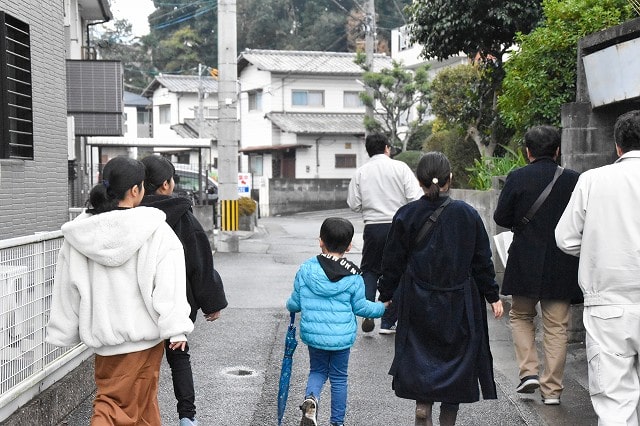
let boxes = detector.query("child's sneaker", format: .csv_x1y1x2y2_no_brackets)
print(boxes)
299,395,318,426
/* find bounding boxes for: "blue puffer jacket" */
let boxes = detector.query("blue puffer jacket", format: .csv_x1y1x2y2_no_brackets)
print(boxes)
286,255,385,351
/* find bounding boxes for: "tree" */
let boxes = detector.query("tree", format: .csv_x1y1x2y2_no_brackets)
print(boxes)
93,19,155,92
499,0,634,140
406,0,542,154
430,64,509,157
144,0,218,72
356,55,431,152
423,127,479,189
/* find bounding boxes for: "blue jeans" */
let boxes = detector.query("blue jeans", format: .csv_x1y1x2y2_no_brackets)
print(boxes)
306,346,350,424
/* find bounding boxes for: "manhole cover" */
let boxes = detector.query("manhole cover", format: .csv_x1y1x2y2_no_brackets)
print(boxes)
221,366,257,377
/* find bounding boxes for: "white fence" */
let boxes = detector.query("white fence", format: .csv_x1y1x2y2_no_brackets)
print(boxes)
0,230,91,422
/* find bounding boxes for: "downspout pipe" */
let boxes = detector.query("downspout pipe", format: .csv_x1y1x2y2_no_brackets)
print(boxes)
85,1,112,58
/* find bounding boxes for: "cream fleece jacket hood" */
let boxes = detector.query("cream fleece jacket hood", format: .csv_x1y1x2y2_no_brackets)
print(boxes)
46,207,194,356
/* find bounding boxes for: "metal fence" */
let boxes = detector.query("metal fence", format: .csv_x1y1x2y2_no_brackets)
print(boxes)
0,230,90,422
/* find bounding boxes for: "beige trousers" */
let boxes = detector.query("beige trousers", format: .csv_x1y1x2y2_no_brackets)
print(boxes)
91,342,164,425
510,296,570,398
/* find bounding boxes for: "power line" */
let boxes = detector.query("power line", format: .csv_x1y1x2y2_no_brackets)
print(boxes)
391,0,407,25
149,1,212,24
151,3,216,30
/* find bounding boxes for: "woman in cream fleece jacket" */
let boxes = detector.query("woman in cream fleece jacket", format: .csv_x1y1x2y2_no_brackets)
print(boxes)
46,156,193,425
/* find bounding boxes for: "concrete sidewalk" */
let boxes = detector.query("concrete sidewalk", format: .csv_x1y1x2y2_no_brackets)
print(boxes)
51,211,596,426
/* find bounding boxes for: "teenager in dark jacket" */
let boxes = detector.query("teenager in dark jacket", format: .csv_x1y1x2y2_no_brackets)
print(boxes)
378,152,503,426
141,155,228,426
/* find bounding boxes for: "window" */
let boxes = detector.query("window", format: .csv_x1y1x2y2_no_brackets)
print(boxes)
249,154,263,176
335,154,357,168
159,105,170,124
343,91,364,108
248,91,262,111
0,13,33,159
292,90,324,107
137,110,149,125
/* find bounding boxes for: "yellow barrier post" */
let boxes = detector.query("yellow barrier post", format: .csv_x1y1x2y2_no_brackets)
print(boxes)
221,199,239,231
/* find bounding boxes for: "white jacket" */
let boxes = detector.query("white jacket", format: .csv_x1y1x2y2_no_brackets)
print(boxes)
555,151,640,306
46,206,194,356
347,154,422,224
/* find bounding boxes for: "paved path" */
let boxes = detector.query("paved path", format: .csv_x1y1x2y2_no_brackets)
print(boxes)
60,209,596,425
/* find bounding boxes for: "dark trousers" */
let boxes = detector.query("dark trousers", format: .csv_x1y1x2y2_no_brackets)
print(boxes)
362,223,397,327
165,340,196,420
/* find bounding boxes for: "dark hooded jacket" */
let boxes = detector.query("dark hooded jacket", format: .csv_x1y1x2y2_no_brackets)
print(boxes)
141,194,227,321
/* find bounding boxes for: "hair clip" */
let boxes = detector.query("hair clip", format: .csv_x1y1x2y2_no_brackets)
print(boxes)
432,177,439,185
102,179,110,189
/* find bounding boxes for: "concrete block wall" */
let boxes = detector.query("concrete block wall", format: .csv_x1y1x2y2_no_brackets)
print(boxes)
0,1,69,239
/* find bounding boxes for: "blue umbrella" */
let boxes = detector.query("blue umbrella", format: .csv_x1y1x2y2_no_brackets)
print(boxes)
277,312,298,426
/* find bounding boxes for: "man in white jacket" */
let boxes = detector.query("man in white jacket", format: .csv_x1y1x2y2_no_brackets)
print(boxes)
347,133,422,334
555,110,640,425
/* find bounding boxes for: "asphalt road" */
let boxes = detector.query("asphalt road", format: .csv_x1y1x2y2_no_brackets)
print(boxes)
60,209,597,425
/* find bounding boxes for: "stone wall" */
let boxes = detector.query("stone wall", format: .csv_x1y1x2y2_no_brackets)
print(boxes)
561,17,640,173
268,178,350,216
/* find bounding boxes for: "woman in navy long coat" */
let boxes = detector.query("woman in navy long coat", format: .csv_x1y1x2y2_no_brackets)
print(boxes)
378,152,503,426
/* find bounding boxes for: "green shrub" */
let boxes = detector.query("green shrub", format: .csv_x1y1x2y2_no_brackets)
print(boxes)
466,146,526,190
238,196,257,216
424,129,479,189
393,150,424,173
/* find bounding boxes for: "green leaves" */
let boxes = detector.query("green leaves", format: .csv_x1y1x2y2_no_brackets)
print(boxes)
498,0,633,140
357,60,432,151
465,145,526,190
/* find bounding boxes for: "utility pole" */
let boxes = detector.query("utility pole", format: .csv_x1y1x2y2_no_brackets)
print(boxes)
197,63,204,139
217,0,240,246
364,0,376,138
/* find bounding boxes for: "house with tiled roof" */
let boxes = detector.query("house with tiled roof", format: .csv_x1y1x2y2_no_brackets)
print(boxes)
237,49,392,215
142,74,219,166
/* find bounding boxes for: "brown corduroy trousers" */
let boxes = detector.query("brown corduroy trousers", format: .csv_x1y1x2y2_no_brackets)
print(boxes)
91,342,164,425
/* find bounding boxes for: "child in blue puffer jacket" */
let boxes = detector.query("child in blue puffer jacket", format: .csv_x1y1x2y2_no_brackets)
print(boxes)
286,217,388,426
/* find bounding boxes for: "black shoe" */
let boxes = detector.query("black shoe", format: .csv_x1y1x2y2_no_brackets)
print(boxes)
361,318,375,333
516,375,540,393
299,395,318,426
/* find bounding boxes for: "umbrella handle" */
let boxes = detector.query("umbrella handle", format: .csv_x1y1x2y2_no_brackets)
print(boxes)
289,311,296,326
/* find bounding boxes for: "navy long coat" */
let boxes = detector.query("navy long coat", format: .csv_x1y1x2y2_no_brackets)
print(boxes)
493,158,582,301
378,196,499,404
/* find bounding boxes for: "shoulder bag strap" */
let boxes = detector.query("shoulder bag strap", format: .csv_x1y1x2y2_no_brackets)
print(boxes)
414,197,452,248
519,165,564,227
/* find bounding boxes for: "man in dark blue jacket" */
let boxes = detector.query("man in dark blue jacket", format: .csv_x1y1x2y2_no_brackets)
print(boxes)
494,125,582,406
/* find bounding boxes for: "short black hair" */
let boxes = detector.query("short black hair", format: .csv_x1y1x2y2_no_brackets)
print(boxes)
320,217,354,253
141,155,175,194
524,125,560,158
614,110,640,153
365,133,389,157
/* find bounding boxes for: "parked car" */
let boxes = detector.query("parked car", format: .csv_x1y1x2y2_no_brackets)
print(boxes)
173,164,218,205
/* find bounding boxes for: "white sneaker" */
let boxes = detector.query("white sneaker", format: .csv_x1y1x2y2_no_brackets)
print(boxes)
542,397,560,405
379,325,396,335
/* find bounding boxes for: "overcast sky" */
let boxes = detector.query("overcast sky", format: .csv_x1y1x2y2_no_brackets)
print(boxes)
109,0,155,37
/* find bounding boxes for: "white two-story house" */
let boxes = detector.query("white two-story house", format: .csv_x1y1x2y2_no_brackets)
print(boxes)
237,49,392,215
141,74,219,168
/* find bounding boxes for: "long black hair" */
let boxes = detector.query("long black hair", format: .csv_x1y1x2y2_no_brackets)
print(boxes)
141,155,175,194
416,152,451,201
86,156,146,214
